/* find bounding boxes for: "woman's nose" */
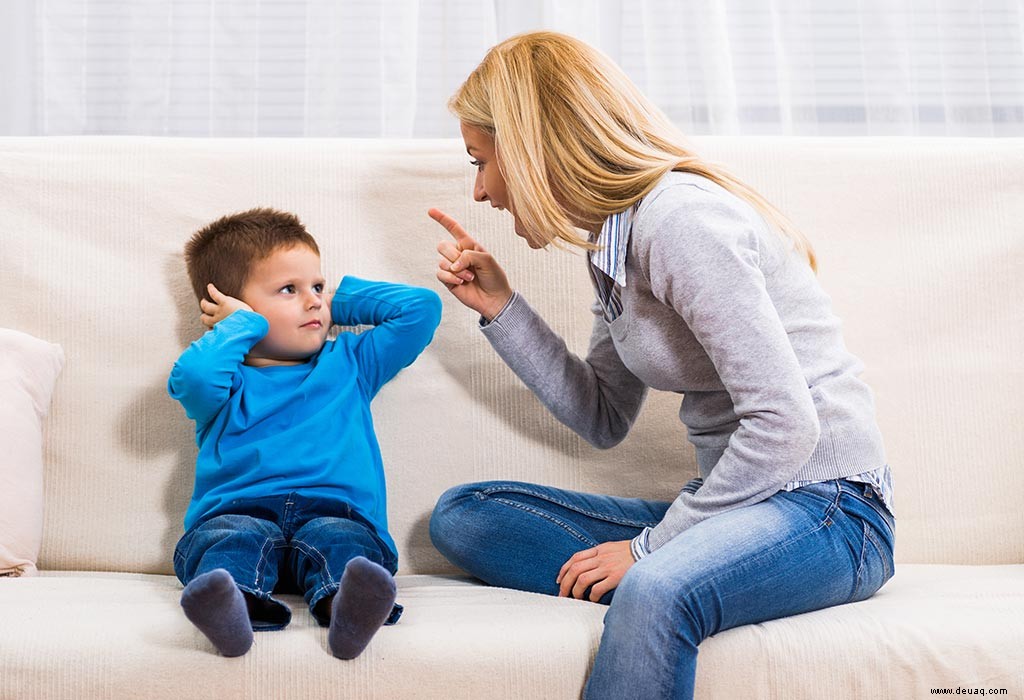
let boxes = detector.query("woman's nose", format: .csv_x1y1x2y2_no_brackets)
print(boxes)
473,171,488,203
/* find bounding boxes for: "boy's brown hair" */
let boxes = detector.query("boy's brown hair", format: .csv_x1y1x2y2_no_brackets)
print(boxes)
184,208,320,304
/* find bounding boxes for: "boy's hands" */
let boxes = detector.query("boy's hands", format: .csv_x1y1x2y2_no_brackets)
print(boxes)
429,208,513,322
200,283,253,329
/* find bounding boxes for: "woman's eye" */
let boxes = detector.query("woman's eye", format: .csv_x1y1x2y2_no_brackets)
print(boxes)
470,159,483,170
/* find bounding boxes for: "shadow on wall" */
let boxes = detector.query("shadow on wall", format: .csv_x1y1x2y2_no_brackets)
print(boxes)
363,169,591,567
115,251,201,575
367,174,576,456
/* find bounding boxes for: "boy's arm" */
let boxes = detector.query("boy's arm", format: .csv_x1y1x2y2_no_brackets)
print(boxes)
167,310,269,427
331,276,442,398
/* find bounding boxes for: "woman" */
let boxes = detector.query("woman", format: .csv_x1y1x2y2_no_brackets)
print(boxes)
428,31,894,700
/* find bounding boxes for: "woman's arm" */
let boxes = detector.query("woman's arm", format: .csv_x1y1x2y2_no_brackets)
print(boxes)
430,208,648,447
480,292,648,448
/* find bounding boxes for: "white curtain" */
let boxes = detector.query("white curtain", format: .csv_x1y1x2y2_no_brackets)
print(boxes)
2,0,1022,137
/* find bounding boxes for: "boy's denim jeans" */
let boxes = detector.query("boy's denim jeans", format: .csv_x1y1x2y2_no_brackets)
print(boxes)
430,477,894,700
174,492,402,630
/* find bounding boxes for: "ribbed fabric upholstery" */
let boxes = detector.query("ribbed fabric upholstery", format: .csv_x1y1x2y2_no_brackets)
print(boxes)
0,137,1021,698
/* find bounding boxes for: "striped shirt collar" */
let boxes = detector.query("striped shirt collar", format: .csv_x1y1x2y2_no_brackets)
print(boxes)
589,203,640,287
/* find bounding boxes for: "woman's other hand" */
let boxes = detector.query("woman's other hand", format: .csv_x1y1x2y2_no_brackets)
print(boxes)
557,540,636,602
429,208,513,322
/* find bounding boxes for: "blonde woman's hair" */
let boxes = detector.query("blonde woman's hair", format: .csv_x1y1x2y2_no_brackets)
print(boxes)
449,31,817,271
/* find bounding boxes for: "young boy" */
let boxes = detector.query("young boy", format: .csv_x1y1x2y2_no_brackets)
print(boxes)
169,207,442,658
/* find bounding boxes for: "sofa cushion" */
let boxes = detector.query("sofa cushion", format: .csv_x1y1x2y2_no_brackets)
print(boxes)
0,137,1021,575
0,329,64,577
0,572,602,698
1,565,1021,699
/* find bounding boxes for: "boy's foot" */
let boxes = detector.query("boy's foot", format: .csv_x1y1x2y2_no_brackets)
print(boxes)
328,557,397,660
180,568,254,657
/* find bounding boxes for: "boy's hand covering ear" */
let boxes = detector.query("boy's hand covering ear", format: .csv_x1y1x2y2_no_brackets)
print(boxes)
200,283,254,329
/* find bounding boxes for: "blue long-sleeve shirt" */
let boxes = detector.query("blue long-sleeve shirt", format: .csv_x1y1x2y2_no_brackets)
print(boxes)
168,276,442,557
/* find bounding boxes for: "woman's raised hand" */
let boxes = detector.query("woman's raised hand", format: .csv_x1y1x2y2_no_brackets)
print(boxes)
429,208,513,322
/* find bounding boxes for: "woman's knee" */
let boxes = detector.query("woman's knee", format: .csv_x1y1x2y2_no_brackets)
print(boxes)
429,482,486,550
610,559,706,643
615,560,677,611
430,480,530,565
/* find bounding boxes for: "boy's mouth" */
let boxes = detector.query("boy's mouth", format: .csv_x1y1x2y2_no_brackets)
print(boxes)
301,320,322,329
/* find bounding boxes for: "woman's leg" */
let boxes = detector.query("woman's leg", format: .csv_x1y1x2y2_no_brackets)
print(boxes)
430,480,679,601
582,479,895,700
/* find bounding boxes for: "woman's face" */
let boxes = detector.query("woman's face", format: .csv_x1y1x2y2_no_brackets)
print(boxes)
460,122,542,249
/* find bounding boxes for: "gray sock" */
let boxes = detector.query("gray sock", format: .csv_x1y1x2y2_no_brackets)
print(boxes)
327,557,397,660
180,568,254,657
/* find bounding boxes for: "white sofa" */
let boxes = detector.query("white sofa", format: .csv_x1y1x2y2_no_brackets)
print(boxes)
1,136,1022,699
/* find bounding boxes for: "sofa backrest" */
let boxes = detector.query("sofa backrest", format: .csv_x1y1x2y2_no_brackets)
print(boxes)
1,137,1021,574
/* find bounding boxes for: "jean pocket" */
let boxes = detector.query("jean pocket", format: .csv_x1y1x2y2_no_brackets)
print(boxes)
851,520,894,603
845,483,895,541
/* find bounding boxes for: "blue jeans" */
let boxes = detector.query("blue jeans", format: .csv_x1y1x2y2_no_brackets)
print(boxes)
174,492,402,630
430,478,895,700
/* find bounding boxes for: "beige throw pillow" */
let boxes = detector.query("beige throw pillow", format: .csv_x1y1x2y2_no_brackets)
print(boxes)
0,328,64,577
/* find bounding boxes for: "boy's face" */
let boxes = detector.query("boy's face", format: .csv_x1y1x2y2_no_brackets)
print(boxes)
239,244,330,366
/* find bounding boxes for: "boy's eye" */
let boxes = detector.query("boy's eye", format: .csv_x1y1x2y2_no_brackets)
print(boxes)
280,284,295,294
313,283,324,293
